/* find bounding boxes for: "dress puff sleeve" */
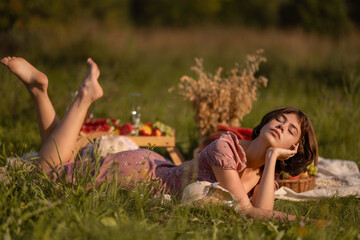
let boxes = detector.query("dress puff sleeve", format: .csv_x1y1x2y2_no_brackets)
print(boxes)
198,131,247,172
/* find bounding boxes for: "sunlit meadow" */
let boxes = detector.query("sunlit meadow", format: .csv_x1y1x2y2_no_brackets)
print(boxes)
0,24,359,239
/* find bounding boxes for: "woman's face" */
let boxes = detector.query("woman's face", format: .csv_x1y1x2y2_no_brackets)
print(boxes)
259,113,301,149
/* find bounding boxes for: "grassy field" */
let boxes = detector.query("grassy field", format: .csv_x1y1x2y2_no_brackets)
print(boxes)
0,23,360,239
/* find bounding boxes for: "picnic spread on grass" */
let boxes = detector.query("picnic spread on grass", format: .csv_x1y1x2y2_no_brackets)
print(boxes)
76,118,185,165
74,118,360,200
74,117,325,194
74,50,318,193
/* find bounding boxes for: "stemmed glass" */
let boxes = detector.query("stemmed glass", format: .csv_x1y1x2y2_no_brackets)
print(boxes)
130,92,142,134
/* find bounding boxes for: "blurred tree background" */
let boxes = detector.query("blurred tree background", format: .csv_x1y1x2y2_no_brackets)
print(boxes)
1,0,359,35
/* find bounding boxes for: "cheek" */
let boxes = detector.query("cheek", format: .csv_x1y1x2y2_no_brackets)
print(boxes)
273,138,290,149
281,136,299,149
279,142,293,149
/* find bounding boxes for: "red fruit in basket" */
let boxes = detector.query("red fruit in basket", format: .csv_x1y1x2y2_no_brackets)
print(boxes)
139,125,152,136
107,118,120,127
90,118,107,125
145,122,153,127
81,118,112,134
80,125,92,135
117,123,134,135
99,124,111,132
152,128,163,136
287,174,300,180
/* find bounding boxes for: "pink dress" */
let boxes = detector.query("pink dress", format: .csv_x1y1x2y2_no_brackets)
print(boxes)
46,132,248,196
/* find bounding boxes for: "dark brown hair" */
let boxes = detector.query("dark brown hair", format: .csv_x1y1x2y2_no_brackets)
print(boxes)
252,107,318,176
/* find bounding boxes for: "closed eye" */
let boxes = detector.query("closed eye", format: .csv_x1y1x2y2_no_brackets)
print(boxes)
276,115,286,123
279,114,299,136
289,124,299,136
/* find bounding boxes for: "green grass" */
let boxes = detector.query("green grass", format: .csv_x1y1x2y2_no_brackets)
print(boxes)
1,161,360,240
0,24,360,239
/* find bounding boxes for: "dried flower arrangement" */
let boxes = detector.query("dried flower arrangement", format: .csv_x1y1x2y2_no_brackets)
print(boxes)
178,49,268,137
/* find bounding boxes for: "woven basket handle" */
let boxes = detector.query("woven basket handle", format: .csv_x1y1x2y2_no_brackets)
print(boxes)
314,157,318,166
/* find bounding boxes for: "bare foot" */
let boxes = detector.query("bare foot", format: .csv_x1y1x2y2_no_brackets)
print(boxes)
1,56,48,95
77,58,103,103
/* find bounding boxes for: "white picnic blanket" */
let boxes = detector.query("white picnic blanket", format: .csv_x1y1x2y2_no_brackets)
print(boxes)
274,156,360,201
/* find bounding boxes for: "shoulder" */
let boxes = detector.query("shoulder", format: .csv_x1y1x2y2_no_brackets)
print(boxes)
198,131,248,172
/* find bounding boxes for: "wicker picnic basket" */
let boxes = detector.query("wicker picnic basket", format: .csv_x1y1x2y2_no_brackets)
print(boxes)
277,158,318,193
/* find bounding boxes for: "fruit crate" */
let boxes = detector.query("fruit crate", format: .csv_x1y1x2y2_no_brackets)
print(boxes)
277,158,318,193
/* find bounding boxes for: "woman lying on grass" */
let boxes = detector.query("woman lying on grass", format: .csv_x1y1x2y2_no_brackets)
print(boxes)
1,56,318,222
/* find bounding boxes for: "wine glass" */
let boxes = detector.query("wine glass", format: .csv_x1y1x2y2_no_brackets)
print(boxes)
130,92,142,133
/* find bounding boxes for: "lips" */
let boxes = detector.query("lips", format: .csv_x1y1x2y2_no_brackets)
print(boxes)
270,129,280,139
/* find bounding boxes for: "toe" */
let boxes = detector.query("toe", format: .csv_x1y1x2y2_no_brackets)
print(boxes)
0,57,9,66
87,58,94,65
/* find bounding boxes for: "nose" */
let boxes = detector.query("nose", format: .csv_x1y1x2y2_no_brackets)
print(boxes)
275,124,284,132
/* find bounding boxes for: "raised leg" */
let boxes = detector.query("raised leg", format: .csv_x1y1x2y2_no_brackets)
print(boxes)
1,57,60,145
37,58,103,168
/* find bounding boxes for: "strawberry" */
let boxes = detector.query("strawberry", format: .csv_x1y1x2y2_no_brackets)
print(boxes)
117,123,134,135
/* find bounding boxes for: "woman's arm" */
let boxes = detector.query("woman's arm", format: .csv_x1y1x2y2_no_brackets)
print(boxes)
251,149,278,209
212,165,297,222
252,147,298,210
211,166,253,210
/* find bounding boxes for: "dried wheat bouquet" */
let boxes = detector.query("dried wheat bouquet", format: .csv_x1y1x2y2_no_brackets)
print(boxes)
178,49,268,137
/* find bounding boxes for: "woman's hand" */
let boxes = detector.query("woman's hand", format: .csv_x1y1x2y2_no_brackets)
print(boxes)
266,144,298,162
239,205,297,221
